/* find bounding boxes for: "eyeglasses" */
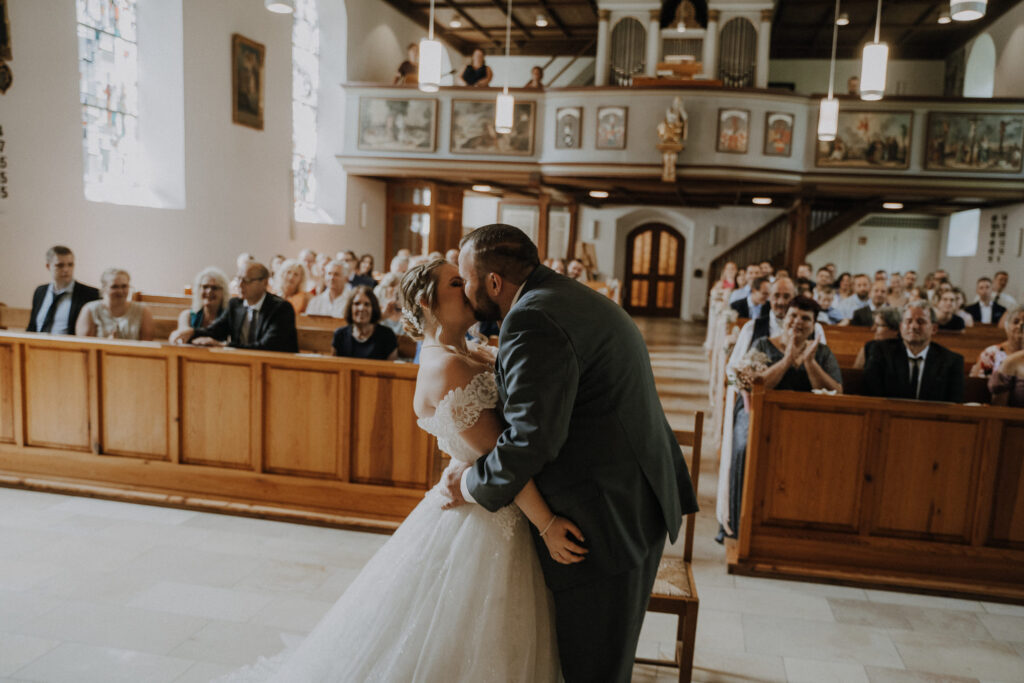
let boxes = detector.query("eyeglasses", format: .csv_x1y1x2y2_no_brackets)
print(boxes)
200,284,223,291
240,277,267,284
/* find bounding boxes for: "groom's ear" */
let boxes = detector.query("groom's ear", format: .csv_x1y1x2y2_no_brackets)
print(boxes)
487,272,502,296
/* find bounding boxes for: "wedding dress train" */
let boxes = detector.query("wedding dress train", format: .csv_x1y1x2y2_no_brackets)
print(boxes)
218,371,560,682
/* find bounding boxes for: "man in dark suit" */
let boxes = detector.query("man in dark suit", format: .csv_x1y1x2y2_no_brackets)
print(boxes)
447,224,697,682
848,279,889,327
730,276,770,320
863,301,964,403
26,245,99,335
964,276,1006,325
170,262,298,352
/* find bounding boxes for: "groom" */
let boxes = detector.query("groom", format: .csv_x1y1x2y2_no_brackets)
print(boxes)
445,224,698,682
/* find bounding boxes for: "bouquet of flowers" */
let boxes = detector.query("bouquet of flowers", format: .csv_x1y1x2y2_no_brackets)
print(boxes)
729,349,769,393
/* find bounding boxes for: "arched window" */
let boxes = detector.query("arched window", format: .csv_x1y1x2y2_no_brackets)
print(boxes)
610,17,646,86
718,17,756,88
963,33,995,98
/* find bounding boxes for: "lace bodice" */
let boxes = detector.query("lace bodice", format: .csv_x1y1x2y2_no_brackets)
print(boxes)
417,371,499,463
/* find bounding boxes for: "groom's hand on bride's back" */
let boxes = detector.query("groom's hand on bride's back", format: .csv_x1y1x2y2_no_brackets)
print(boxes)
440,460,471,509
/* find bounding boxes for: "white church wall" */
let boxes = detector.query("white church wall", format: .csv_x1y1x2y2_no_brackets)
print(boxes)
939,202,1024,303
0,0,431,304
769,59,945,96
806,221,942,279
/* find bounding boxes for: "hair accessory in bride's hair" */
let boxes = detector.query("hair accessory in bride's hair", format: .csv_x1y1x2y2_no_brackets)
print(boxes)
401,307,423,335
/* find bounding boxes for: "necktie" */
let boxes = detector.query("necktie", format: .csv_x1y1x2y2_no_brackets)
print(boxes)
40,291,68,333
909,357,921,399
242,307,258,345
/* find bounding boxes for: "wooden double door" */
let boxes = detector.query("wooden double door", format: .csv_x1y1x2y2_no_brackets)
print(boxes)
624,223,685,317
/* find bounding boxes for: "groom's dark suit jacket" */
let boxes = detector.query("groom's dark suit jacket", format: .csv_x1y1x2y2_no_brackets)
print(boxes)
466,265,698,591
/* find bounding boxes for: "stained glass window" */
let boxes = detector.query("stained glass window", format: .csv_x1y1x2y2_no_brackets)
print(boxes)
76,0,140,203
292,0,322,222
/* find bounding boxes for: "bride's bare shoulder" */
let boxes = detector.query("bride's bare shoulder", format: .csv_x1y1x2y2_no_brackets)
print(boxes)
415,350,490,414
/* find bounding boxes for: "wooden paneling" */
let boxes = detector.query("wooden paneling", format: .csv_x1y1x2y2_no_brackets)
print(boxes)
180,359,252,468
263,366,340,477
0,344,13,443
873,416,980,542
989,424,1024,549
350,372,431,488
100,353,169,459
761,406,866,531
23,347,90,450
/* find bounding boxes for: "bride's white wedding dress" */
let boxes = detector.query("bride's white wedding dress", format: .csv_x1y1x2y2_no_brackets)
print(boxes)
219,371,560,682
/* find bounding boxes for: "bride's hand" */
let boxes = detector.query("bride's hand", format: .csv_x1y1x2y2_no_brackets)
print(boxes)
440,461,470,509
542,517,589,565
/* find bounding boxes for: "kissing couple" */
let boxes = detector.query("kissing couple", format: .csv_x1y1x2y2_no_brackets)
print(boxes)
219,224,698,682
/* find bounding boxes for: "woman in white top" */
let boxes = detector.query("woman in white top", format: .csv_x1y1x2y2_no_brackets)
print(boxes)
76,268,155,341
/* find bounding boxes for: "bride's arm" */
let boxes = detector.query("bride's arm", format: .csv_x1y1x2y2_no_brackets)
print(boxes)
460,409,587,565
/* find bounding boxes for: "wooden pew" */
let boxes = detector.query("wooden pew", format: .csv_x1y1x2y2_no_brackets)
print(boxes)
840,368,991,404
821,324,1000,369
0,306,31,330
0,331,439,530
732,380,1024,602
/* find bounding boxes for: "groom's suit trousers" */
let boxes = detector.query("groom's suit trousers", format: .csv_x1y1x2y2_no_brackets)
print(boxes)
553,534,665,683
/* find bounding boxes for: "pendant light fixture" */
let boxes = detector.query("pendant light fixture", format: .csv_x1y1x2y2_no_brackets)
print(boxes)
950,0,987,21
859,0,888,101
264,0,294,13
494,0,515,134
418,0,443,92
818,0,842,141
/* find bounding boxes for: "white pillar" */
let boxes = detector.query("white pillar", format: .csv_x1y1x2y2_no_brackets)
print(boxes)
646,10,660,76
702,10,719,79
756,9,772,88
595,10,611,86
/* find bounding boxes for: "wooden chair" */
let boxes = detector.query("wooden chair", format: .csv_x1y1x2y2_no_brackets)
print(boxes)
636,411,704,683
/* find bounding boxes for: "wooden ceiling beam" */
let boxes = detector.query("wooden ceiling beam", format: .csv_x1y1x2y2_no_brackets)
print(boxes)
441,0,497,45
487,0,534,40
537,0,572,37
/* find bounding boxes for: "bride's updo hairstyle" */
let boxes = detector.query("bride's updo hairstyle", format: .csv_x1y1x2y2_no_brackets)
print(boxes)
398,257,448,341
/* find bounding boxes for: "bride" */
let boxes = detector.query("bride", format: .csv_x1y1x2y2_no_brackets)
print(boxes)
220,258,585,682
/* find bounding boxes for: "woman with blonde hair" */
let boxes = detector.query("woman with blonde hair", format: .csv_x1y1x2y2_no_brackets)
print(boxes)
171,267,230,341
222,258,567,680
275,259,312,314
76,268,155,341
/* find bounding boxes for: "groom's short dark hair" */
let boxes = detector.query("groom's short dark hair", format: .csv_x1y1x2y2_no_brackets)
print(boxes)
461,224,540,286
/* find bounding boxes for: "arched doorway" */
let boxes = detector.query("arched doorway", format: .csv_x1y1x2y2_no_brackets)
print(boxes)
964,33,996,98
623,223,685,317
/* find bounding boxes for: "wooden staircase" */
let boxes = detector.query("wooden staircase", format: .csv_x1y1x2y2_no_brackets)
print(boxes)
708,201,870,285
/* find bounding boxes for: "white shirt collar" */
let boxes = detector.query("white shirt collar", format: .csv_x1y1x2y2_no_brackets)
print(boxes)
510,281,528,310
905,344,930,361
247,294,267,312
52,281,75,296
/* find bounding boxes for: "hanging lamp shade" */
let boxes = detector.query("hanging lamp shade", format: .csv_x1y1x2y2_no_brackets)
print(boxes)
859,41,888,100
495,92,515,134
818,97,840,142
950,0,987,21
418,39,442,92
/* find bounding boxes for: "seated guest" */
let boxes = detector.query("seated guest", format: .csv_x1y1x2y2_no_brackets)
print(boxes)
730,276,770,319
714,261,737,293
76,268,155,340
299,249,320,293
814,267,833,293
229,252,255,298
276,259,312,314
993,270,1018,309
332,286,398,360
306,259,350,318
795,278,815,297
906,286,926,303
846,279,888,326
965,277,1005,325
813,286,843,324
524,65,544,88
374,272,405,336
903,270,918,290
358,253,376,280
172,267,230,339
724,296,843,539
862,301,964,402
171,262,298,352
759,260,775,282
971,306,1024,379
834,272,853,304
795,263,813,281
548,258,566,276
990,347,1024,407
729,263,762,304
934,290,966,331
340,250,375,288
954,287,974,327
854,306,901,369
27,245,100,335
390,254,410,275
269,254,287,292
887,273,908,308
393,42,418,85
566,258,588,283
459,48,493,87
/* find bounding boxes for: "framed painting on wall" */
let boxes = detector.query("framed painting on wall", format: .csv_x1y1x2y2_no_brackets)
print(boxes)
716,109,749,154
357,98,437,152
450,99,535,155
555,107,582,149
815,110,912,169
231,33,265,130
924,111,1024,173
596,106,627,149
763,112,794,157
